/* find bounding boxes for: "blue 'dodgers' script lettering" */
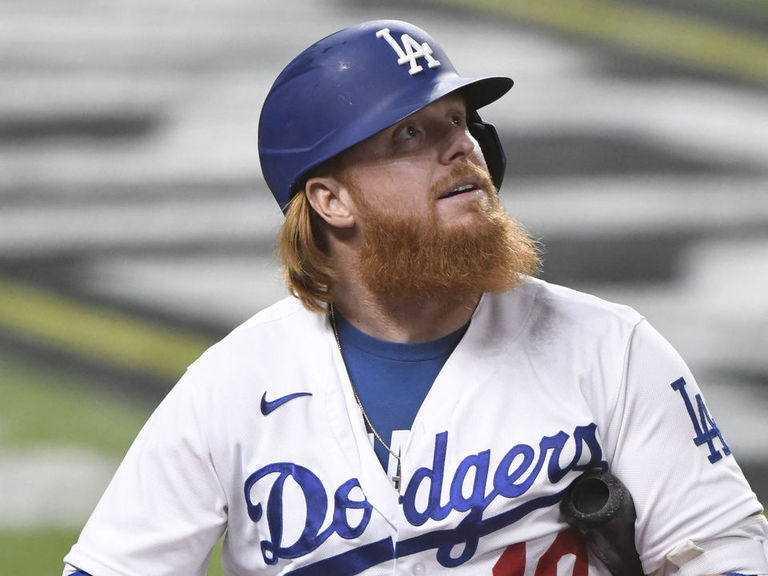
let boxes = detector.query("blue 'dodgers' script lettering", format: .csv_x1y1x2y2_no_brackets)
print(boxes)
243,464,372,564
243,423,604,573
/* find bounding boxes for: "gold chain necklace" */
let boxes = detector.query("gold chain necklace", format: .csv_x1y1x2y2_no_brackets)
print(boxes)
329,305,402,488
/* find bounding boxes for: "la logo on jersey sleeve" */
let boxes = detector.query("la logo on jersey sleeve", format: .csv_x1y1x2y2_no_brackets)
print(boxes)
671,377,731,463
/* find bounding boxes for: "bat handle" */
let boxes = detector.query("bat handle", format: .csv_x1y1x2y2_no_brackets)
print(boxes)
560,468,645,576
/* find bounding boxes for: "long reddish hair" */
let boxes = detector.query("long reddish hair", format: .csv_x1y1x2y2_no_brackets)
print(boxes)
276,191,335,312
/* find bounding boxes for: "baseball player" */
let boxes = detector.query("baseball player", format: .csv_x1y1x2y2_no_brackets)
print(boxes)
63,19,768,576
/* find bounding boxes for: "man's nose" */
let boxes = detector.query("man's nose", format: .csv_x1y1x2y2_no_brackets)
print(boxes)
438,124,477,166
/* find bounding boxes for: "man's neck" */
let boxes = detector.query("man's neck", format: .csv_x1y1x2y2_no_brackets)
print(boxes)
332,282,480,343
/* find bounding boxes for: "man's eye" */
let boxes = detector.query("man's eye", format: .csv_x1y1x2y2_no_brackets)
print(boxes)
451,114,465,127
394,125,419,141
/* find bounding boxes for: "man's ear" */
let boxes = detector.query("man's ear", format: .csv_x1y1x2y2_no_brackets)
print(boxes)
304,176,356,229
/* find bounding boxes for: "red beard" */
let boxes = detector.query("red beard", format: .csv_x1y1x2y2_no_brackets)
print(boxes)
351,162,540,303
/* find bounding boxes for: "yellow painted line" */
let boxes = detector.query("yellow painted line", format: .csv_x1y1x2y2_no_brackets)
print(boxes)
444,0,768,85
0,277,213,380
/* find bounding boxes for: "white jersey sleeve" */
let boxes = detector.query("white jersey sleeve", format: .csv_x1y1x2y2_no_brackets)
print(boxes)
601,318,767,574
62,368,228,576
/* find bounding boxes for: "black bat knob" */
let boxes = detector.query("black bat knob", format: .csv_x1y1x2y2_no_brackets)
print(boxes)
560,468,645,576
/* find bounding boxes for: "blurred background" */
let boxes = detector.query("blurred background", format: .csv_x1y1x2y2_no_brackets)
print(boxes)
1,0,766,573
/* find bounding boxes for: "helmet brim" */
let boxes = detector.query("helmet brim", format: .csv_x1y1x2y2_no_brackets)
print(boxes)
313,74,513,175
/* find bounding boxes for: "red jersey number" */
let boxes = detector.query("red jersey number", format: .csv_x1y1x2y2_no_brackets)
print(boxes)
493,528,588,576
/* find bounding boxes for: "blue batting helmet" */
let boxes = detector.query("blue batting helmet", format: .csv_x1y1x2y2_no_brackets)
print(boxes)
258,20,513,212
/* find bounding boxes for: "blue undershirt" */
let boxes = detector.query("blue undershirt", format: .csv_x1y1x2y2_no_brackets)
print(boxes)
334,311,469,473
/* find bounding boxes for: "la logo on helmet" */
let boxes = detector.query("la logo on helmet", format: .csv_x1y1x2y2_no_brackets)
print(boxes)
376,28,441,75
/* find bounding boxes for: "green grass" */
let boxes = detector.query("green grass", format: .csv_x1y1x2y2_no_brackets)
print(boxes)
0,276,225,573
0,527,226,576
0,527,83,575
436,0,768,85
0,354,225,575
0,277,212,381
0,357,150,454
699,0,768,11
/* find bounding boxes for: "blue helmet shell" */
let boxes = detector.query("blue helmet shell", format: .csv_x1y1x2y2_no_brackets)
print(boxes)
258,20,513,212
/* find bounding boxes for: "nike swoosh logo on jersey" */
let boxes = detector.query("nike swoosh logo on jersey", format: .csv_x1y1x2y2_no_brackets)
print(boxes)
260,391,312,415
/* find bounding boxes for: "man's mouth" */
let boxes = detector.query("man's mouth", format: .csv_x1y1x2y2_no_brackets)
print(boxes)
438,182,479,199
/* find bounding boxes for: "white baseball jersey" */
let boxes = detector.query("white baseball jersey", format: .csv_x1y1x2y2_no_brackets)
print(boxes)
64,278,767,576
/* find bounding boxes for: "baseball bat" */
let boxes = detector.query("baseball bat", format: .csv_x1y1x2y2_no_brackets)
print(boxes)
560,468,645,576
